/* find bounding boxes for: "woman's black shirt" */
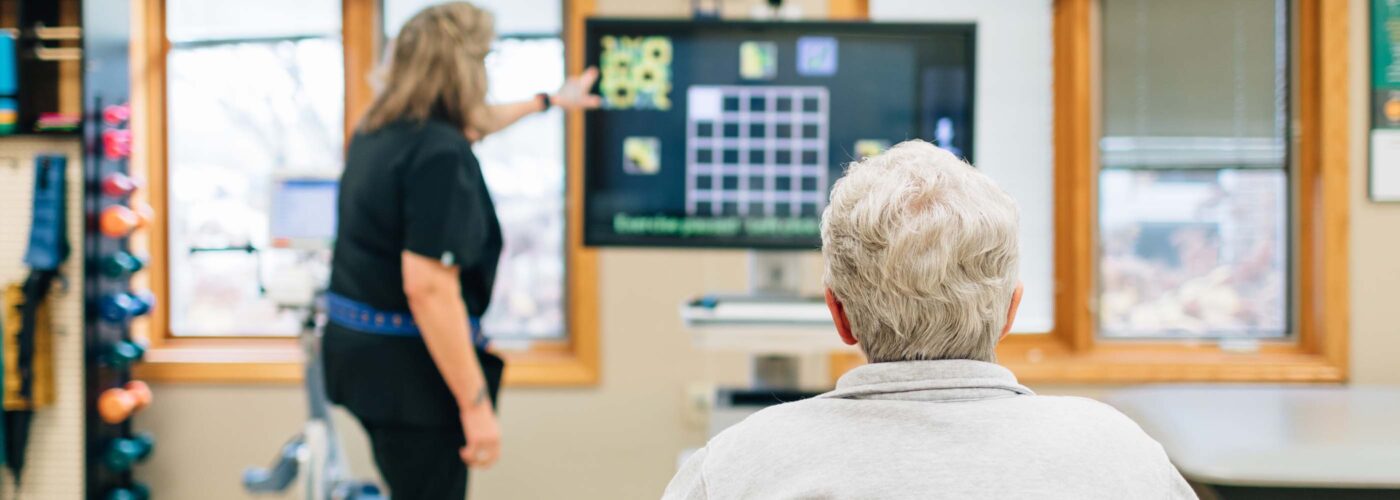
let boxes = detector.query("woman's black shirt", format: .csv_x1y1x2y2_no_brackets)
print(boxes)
323,117,502,428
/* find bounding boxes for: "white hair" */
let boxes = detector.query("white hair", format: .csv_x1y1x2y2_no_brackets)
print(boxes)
821,140,1020,363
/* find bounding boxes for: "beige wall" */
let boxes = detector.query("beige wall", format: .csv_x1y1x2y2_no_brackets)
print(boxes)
135,0,1400,499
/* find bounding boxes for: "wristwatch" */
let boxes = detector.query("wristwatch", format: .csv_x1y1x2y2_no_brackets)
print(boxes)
536,92,552,112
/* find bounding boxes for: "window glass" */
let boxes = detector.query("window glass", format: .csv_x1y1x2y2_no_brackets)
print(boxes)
475,38,566,340
1098,0,1289,338
166,4,343,336
167,0,340,43
1098,169,1287,338
384,0,561,38
383,0,567,342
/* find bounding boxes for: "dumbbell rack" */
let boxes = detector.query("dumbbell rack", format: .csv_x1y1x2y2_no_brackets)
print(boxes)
82,0,155,498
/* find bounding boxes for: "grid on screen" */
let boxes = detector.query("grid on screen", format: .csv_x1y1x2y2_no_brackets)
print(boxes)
685,85,830,218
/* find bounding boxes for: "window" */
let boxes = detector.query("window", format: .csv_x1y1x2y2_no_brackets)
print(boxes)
1098,0,1289,339
165,0,344,336
383,0,567,344
134,0,598,384
834,0,1349,383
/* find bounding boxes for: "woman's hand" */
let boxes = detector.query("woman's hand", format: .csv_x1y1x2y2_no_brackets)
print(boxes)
551,66,603,110
459,399,501,469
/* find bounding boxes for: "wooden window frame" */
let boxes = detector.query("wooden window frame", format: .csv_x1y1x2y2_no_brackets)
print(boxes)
128,0,600,385
833,0,1349,383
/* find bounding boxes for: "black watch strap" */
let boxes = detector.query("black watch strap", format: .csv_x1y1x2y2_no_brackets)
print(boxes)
537,92,552,112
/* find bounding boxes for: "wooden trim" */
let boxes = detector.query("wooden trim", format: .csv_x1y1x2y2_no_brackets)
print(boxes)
343,0,379,137
130,0,169,351
1294,0,1351,377
1052,0,1096,352
831,0,1349,384
513,0,604,387
827,0,869,20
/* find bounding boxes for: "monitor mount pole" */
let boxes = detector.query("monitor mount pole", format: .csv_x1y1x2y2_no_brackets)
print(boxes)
747,250,807,389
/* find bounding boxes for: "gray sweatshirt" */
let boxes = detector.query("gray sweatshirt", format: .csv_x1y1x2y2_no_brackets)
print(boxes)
663,360,1197,499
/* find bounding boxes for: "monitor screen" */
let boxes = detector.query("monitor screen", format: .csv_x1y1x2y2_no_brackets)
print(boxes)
583,19,976,249
269,177,338,249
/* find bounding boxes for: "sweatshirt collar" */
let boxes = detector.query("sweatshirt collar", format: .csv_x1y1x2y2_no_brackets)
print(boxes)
820,359,1034,402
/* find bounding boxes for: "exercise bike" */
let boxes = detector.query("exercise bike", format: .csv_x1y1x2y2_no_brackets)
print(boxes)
242,175,382,499
242,293,383,500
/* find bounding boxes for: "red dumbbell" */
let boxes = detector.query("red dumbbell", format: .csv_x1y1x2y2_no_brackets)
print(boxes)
101,172,138,198
103,129,132,160
103,104,131,126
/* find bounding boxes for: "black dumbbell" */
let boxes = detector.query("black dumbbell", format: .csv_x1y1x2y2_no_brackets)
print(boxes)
101,252,145,279
101,341,146,369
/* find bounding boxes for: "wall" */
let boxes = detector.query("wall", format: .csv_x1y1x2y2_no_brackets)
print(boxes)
135,1,1400,500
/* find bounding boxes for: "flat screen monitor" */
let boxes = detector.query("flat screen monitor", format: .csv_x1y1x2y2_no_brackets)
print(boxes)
269,176,338,250
583,19,976,249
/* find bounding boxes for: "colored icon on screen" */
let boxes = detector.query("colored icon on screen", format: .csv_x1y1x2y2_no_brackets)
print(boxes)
797,36,837,76
623,136,662,175
854,139,890,159
739,41,778,80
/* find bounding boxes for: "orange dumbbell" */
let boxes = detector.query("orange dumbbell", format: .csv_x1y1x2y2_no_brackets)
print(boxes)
125,380,153,411
132,201,155,229
100,205,140,238
97,381,154,424
98,387,138,424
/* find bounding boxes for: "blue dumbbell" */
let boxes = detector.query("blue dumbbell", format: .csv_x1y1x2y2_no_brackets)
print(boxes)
100,292,156,323
131,291,156,317
99,293,139,323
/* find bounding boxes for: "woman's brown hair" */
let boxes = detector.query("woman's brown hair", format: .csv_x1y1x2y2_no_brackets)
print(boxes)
359,2,494,133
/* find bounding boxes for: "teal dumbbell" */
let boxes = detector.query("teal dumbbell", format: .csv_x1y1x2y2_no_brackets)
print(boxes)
104,483,149,500
132,432,155,461
101,341,146,369
101,252,145,279
102,438,145,471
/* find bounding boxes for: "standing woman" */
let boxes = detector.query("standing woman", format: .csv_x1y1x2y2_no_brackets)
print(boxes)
323,3,599,498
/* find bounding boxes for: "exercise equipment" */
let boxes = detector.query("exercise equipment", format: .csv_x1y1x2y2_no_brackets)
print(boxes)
101,172,137,198
132,201,154,229
125,380,152,410
101,128,131,160
100,251,144,279
97,388,137,424
99,205,139,238
100,340,145,369
101,434,152,472
0,31,15,135
7,155,70,480
104,482,149,500
99,291,153,323
243,295,383,500
102,104,130,126
97,381,151,424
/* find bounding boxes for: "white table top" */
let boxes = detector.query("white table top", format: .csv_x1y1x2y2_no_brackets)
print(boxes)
1104,385,1400,489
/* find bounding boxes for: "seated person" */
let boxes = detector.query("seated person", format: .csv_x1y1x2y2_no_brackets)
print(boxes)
663,141,1196,500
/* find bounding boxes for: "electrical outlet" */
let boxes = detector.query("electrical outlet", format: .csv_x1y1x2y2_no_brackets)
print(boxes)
683,382,716,428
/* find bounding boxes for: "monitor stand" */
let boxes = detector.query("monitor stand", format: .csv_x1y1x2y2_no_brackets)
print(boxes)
747,250,807,390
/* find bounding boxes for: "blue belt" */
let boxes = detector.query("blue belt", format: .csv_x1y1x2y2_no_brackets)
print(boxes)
325,292,488,349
